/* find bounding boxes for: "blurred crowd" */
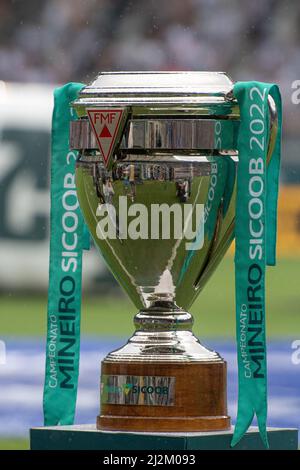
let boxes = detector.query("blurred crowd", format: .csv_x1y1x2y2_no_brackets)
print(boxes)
0,0,299,136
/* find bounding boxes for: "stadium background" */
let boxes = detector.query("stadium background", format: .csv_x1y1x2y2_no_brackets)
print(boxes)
0,0,299,449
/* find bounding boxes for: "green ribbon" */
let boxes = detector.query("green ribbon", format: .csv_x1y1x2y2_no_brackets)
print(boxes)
43,83,89,426
232,82,282,447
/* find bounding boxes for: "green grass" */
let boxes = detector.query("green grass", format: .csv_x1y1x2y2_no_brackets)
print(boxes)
0,439,29,450
0,257,299,338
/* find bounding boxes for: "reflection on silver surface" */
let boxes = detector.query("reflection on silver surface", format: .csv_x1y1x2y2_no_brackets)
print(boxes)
76,154,236,311
70,119,239,150
71,71,278,364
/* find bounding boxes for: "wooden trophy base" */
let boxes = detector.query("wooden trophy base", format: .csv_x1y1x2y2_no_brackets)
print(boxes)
97,359,230,432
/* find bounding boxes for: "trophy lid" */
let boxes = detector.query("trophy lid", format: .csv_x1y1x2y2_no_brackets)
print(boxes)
70,71,243,155
73,71,238,118
82,71,232,96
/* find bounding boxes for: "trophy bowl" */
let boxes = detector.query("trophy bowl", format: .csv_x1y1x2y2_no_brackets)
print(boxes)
70,72,277,432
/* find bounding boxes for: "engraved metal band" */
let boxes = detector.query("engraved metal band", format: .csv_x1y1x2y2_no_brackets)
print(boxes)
70,119,239,151
101,375,176,406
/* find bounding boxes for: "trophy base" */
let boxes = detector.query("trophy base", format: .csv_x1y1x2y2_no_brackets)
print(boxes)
97,415,230,433
98,360,230,432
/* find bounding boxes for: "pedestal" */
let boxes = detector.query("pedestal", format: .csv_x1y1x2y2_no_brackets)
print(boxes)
30,425,298,450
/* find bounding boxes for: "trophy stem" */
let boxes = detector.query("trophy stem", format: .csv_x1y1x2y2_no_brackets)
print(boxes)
97,302,230,432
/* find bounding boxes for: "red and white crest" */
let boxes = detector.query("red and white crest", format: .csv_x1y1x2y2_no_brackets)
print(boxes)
87,108,125,167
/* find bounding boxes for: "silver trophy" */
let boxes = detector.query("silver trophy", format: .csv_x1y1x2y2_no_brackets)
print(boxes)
70,72,277,432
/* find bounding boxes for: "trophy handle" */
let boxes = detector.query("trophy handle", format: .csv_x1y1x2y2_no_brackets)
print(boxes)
193,94,279,291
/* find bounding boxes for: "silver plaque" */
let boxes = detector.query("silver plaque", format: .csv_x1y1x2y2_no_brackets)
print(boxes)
101,375,176,406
